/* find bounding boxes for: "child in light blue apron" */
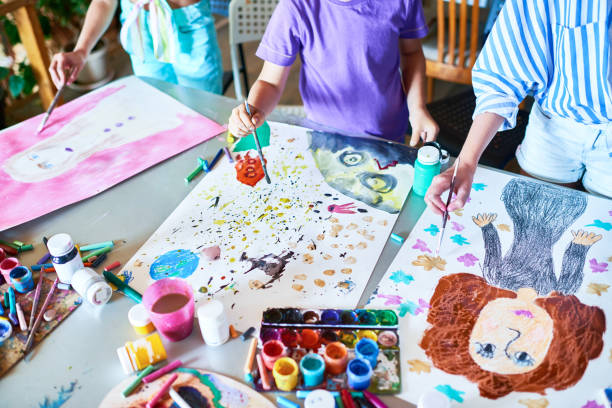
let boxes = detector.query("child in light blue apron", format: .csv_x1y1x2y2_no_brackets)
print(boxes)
49,0,222,94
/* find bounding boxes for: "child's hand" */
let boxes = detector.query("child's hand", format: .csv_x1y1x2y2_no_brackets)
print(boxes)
425,159,476,215
228,103,265,138
408,107,439,147
49,50,87,88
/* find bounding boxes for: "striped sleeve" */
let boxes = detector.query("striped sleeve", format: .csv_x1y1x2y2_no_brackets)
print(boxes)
472,0,550,130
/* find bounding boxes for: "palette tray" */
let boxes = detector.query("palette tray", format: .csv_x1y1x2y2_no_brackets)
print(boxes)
250,308,401,394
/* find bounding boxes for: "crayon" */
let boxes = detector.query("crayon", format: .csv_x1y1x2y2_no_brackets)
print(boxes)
276,396,300,408
18,244,33,252
13,241,24,247
390,233,404,244
103,270,142,303
15,303,27,331
0,240,19,250
296,391,364,399
169,388,192,408
0,244,18,256
3,292,8,308
122,365,155,397
146,373,178,408
91,253,107,268
185,159,206,184
143,360,182,384
223,147,234,163
354,396,376,408
8,287,16,318
244,337,258,374
256,354,272,390
229,324,239,338
363,391,388,408
82,245,113,262
104,261,121,272
336,396,345,408
79,241,114,252
36,253,51,265
208,148,224,171
241,326,255,341
31,263,53,271
341,390,356,408
0,299,3,315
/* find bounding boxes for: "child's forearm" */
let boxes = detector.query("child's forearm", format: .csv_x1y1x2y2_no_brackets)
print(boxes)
247,79,284,118
74,0,118,56
400,44,427,111
458,112,506,167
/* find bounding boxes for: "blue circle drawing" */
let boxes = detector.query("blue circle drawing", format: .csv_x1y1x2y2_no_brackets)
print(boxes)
149,249,200,280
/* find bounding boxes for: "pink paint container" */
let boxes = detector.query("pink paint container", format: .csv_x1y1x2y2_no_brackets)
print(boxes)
0,257,19,287
142,278,195,342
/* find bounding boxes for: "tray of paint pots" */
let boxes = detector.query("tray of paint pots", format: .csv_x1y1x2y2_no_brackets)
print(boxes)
250,308,401,394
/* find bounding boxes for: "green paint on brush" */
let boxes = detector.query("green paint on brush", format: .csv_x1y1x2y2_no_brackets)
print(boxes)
176,368,224,408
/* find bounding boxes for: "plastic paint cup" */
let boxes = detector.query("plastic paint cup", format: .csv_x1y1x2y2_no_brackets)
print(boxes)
341,311,358,325
355,338,379,369
340,331,358,348
272,357,299,391
356,330,378,342
299,353,325,387
303,310,320,324
0,257,19,287
357,310,377,325
346,358,373,390
260,328,281,343
9,266,34,293
324,341,348,375
197,300,230,346
299,329,320,350
377,330,398,348
71,267,112,306
376,310,398,326
263,308,284,324
321,330,339,345
262,339,287,370
412,145,441,196
321,310,341,325
128,303,155,335
142,278,195,342
280,328,299,348
304,390,336,408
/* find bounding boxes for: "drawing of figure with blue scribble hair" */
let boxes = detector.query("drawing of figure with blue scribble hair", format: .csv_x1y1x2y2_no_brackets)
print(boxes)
420,179,606,399
308,131,417,214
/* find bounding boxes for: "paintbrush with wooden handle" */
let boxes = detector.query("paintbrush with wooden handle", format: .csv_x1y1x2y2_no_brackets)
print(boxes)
436,157,460,256
243,101,271,184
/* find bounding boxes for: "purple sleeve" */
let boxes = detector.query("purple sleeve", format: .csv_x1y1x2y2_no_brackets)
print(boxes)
400,0,429,39
255,0,301,66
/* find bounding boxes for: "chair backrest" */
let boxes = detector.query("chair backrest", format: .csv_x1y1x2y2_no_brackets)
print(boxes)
426,0,480,85
228,0,280,46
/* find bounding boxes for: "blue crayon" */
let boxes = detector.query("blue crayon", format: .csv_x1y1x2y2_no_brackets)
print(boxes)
208,148,224,171
31,263,53,271
276,396,300,408
390,233,404,244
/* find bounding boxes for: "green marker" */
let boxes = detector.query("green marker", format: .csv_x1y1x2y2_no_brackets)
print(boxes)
17,244,33,252
0,240,19,250
184,158,208,184
80,241,114,252
122,365,155,397
103,270,142,303
82,245,113,262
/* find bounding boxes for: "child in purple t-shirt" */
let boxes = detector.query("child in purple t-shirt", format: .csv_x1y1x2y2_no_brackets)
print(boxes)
228,0,438,144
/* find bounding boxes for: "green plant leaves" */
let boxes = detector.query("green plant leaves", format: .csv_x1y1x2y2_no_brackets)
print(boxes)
0,67,9,80
8,75,24,98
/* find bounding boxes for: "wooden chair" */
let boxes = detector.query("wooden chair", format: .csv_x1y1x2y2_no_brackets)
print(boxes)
1,0,56,109
425,0,481,102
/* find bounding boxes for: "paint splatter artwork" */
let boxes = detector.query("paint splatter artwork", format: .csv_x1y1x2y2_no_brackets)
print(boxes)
0,76,226,230
122,122,416,327
367,167,612,407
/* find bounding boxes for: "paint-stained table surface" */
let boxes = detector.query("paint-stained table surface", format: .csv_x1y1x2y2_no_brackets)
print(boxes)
0,77,428,408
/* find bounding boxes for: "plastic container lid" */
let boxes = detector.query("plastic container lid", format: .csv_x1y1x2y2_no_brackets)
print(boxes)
128,303,152,328
418,389,452,408
305,389,335,408
417,145,441,165
197,300,227,326
47,233,75,256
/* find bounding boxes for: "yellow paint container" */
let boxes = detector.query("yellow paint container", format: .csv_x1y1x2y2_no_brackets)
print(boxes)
272,357,299,391
128,303,155,335
356,329,378,342
116,332,167,374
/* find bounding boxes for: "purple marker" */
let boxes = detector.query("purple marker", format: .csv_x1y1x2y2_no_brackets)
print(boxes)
37,253,51,265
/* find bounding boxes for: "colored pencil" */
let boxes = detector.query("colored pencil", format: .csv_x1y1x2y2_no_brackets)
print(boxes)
146,373,178,408
25,278,59,353
436,157,460,256
243,101,271,184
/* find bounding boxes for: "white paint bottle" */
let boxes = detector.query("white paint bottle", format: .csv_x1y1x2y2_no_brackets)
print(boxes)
47,233,84,284
71,267,112,306
197,300,230,346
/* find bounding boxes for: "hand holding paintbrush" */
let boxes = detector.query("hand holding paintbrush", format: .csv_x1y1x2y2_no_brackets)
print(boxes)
435,157,460,255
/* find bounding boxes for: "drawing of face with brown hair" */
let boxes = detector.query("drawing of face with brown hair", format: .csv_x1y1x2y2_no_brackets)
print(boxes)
469,288,553,374
421,273,605,399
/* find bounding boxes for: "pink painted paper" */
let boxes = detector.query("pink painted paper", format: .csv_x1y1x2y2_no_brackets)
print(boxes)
0,77,226,231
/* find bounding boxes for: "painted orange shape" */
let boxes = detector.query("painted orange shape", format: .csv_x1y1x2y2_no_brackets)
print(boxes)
234,152,266,187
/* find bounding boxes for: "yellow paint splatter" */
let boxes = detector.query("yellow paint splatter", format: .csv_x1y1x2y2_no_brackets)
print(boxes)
518,398,549,408
347,244,354,250
314,279,326,287
229,257,235,263
497,224,511,232
412,255,446,271
407,359,431,374
303,254,314,264
453,208,464,216
249,280,264,289
323,269,335,276
363,216,373,222
341,268,352,274
213,220,225,225
330,217,339,223
280,198,290,203
357,242,367,249
378,219,388,226
307,242,316,251
292,284,304,291
294,274,307,280
322,254,332,260
295,154,304,160
317,234,325,241
331,244,339,248
586,282,609,296
344,257,356,265
608,256,612,262
347,223,358,230
242,210,248,217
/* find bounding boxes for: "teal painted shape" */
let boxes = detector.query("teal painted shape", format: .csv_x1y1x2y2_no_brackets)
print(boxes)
233,121,271,152
434,384,465,403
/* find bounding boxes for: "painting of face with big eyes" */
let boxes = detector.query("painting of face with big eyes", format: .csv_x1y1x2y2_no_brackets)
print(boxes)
308,131,416,214
469,288,554,374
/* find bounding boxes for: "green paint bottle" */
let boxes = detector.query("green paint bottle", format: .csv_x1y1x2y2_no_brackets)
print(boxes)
412,145,441,196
